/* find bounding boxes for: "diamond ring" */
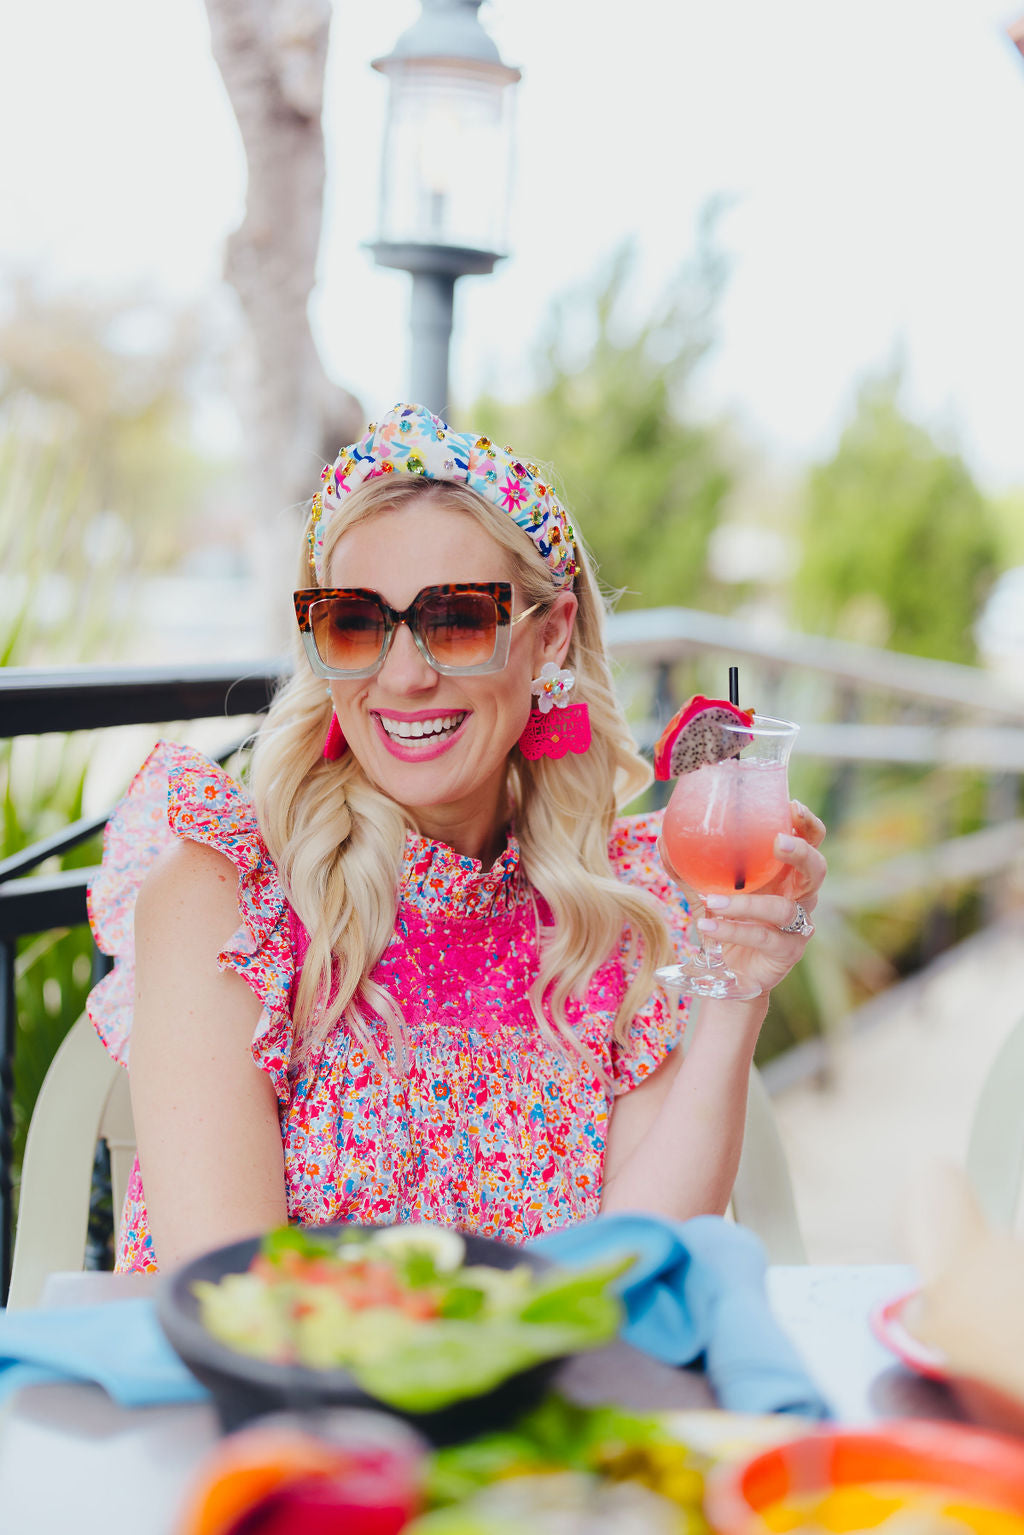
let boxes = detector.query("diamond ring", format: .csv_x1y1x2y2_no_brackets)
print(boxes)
780,902,814,937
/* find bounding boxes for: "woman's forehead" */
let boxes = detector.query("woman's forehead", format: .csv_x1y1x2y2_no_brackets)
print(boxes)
327,501,513,594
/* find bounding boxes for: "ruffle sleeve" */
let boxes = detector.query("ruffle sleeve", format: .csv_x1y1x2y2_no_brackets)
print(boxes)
86,741,294,1102
606,808,692,1095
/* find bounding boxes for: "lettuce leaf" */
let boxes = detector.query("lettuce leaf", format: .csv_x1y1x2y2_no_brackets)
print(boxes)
260,1225,339,1265
348,1271,624,1412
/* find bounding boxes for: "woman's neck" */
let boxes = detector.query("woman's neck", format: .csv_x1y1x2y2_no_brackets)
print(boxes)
408,780,509,867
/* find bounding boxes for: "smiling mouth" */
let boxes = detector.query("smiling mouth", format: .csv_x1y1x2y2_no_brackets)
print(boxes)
375,711,468,745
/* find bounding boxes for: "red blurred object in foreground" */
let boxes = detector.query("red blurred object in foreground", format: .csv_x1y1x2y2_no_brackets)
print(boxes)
705,1421,1024,1535
231,1458,415,1535
177,1410,425,1535
868,1289,948,1381
1009,14,1024,61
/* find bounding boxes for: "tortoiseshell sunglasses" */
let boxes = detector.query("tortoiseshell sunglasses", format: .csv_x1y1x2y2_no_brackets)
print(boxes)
294,583,541,679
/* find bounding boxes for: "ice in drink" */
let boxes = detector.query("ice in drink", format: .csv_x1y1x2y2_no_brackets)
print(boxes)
662,758,791,895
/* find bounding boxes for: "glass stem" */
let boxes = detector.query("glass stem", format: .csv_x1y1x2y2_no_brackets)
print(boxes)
700,936,725,972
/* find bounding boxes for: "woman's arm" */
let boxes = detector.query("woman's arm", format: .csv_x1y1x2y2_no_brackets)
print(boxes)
601,995,764,1218
130,839,288,1269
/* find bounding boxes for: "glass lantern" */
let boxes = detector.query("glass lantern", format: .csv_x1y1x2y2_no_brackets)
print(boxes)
373,2,520,259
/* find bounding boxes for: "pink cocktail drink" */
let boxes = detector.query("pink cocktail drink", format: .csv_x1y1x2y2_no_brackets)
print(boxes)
662,758,792,896
655,709,799,1001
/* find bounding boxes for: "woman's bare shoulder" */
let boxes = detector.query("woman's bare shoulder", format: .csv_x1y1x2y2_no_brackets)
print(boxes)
132,838,264,1033
135,837,243,939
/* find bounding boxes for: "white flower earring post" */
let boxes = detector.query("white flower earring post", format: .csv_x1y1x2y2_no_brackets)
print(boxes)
518,664,592,760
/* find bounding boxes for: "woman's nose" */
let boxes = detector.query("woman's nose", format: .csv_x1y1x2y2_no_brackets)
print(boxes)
378,619,438,692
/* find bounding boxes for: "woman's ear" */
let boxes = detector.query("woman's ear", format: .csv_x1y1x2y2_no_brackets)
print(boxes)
536,590,578,670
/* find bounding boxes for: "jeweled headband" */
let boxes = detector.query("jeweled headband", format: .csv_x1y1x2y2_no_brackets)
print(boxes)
308,402,578,588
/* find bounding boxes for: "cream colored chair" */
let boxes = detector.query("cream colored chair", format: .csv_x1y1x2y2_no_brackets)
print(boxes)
7,1014,135,1309
965,1013,1024,1230
732,1066,806,1262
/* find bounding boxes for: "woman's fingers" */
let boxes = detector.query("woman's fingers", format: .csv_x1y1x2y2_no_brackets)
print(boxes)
791,800,826,848
696,914,810,952
774,830,827,910
704,891,813,930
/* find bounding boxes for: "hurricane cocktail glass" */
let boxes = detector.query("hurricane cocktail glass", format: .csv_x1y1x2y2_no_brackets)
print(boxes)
657,714,799,1001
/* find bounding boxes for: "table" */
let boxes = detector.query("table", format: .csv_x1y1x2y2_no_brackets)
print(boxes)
0,1265,964,1535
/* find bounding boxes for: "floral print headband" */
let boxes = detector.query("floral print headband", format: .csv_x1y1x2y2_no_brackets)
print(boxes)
308,403,578,588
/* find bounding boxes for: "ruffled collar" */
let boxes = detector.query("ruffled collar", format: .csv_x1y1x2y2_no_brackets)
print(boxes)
400,829,521,919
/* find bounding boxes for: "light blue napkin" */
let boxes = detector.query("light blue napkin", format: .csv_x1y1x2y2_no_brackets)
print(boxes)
533,1212,831,1419
0,1297,207,1407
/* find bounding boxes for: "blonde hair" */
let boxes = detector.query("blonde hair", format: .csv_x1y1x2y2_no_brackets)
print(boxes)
248,474,673,1062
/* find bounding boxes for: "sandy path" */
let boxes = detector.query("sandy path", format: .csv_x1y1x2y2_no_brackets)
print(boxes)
768,916,1024,1262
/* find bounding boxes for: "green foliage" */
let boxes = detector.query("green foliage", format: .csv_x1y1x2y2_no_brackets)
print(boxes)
0,408,129,667
0,409,123,1189
470,211,734,610
1,286,225,1218
1,735,100,1184
791,371,1000,662
991,487,1024,570
0,295,221,667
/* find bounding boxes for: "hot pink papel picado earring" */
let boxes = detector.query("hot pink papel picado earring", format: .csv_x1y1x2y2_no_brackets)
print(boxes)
322,686,347,761
518,663,592,761
323,714,347,761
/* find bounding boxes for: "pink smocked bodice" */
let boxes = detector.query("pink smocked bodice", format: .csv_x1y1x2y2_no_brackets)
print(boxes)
87,743,689,1271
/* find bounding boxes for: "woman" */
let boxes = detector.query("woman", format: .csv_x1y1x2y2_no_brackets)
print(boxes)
88,402,825,1273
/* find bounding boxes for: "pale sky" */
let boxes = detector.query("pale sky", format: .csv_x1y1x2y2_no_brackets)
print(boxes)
2,0,1023,488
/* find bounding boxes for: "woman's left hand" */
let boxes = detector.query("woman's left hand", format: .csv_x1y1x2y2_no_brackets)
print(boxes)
659,800,827,998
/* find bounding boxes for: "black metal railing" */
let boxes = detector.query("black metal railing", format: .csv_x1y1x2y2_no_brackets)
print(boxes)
0,659,286,1301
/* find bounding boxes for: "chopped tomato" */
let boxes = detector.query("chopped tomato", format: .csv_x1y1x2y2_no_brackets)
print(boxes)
297,1259,344,1286
395,1290,441,1321
247,1244,442,1325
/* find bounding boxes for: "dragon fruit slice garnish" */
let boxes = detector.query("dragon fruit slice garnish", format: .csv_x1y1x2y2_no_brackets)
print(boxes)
653,695,755,780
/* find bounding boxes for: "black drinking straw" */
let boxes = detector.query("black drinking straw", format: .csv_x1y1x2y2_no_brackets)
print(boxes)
729,665,744,888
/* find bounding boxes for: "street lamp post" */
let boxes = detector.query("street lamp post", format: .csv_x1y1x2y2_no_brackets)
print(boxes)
370,0,521,415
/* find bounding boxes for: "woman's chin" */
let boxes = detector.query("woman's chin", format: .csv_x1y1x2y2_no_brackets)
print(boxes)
357,744,468,810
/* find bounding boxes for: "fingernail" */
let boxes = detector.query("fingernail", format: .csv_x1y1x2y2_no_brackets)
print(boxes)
697,917,718,933
776,834,797,852
704,894,730,910
793,801,810,819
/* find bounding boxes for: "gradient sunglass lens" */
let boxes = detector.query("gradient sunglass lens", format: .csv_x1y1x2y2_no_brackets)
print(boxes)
310,596,386,671
418,592,498,668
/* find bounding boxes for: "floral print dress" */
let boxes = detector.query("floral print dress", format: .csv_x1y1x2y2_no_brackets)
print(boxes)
87,743,690,1272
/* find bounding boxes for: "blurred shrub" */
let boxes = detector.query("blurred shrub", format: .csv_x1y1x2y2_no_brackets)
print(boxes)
791,370,1000,663
1,408,126,1195
1,738,99,1172
1,284,226,1229
471,210,735,612
991,487,1024,569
